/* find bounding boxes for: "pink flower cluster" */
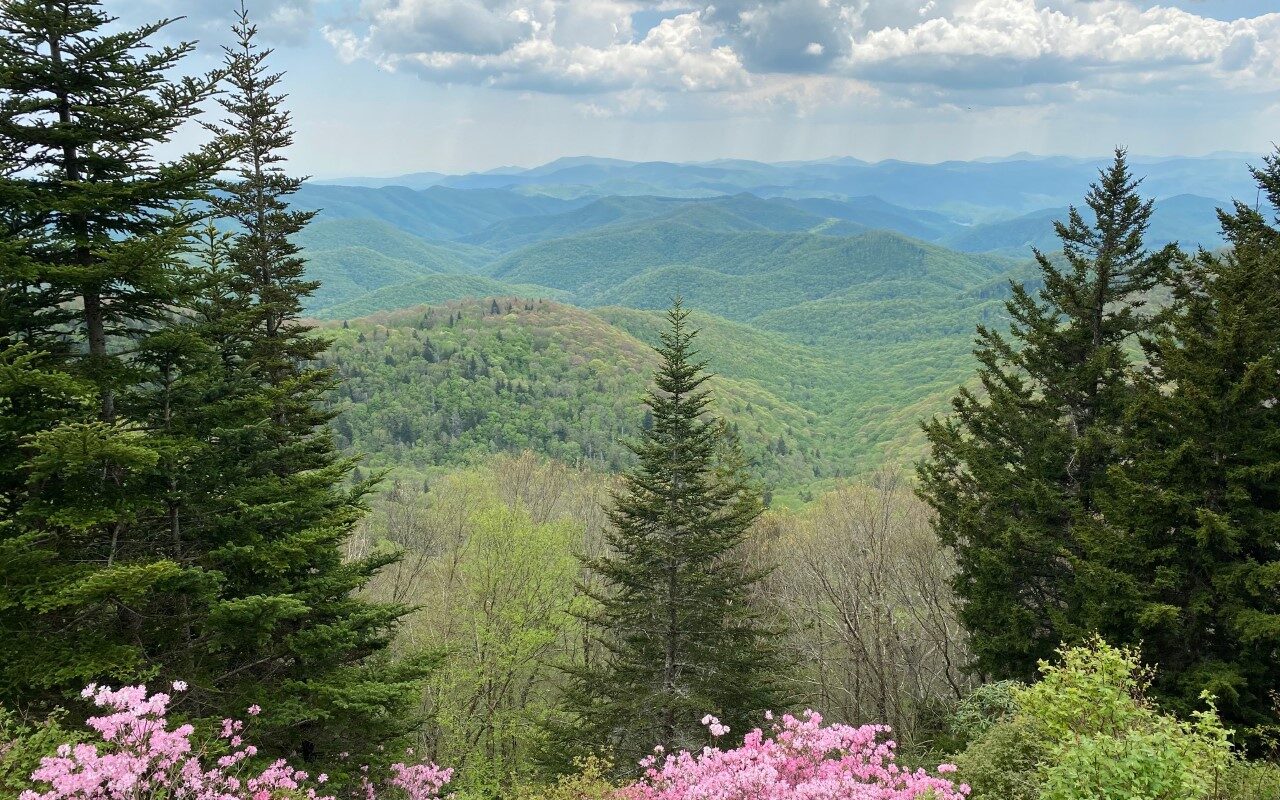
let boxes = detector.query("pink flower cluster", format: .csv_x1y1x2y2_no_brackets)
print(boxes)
618,711,969,800
17,683,451,800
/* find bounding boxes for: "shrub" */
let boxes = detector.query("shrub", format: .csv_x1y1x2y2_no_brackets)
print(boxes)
956,638,1236,800
0,708,81,798
616,712,968,800
517,757,616,800
11,683,452,800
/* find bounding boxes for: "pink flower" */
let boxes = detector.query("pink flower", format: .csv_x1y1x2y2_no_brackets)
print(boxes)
171,681,188,692
617,710,969,800
247,705,261,716
21,684,453,800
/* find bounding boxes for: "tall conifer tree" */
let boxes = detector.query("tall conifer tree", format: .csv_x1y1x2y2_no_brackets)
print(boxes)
168,7,428,765
1102,152,1280,744
0,0,220,707
551,299,785,774
0,4,425,771
917,150,1177,679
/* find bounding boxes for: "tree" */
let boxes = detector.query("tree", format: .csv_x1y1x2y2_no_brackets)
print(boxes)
0,0,220,710
917,149,1177,680
170,6,429,765
549,299,786,775
0,3,426,773
1101,152,1280,745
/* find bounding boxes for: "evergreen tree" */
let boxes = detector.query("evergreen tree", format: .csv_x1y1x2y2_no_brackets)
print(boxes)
0,3,426,772
917,150,1177,680
172,6,429,765
550,299,785,775
1102,152,1280,745
0,0,220,709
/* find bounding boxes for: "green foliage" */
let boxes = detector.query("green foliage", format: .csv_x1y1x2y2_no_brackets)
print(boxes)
0,707,81,797
1100,151,1280,747
0,0,221,708
548,299,788,775
0,5,426,777
957,639,1237,800
352,454,612,796
511,757,616,800
323,299,650,474
918,149,1178,680
947,680,1020,745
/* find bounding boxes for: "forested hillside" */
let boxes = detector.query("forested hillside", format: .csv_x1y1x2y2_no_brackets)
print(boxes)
324,299,876,496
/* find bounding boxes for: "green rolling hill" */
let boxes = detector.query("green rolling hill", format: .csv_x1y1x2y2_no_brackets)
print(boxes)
295,182,1219,497
322,298,980,501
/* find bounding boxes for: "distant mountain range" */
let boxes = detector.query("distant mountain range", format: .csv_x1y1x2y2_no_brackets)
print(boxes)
290,180,1231,319
294,154,1256,489
310,152,1263,216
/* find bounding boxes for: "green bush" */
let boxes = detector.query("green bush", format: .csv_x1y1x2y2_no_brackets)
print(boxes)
0,707,80,797
514,757,616,800
1221,759,1280,799
956,638,1239,800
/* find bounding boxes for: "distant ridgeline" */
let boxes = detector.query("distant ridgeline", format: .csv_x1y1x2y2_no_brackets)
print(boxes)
302,154,1255,493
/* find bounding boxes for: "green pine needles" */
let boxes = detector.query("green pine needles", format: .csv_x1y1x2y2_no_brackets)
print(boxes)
919,147,1280,749
549,298,787,776
0,0,426,773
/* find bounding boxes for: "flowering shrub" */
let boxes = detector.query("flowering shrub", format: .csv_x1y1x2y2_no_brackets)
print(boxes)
617,712,969,800
16,683,452,800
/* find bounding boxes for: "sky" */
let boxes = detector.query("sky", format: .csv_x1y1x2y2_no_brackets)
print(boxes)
112,0,1280,178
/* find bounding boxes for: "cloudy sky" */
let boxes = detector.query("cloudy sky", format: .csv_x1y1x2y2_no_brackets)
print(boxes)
115,0,1280,177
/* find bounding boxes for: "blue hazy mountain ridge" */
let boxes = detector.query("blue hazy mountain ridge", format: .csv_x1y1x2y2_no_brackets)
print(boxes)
292,155,1244,322
289,183,589,239
321,153,1260,215
941,193,1228,256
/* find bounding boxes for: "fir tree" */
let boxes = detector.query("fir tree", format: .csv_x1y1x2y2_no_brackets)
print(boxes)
174,6,429,765
917,150,1177,680
1102,152,1280,746
0,0,220,709
550,299,785,775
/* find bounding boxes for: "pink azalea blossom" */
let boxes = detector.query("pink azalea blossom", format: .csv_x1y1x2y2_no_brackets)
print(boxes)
18,684,452,800
619,710,969,800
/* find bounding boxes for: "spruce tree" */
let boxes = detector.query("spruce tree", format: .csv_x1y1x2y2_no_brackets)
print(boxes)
551,299,785,774
0,0,220,708
0,3,426,771
1102,153,1280,744
167,6,429,765
917,150,1177,680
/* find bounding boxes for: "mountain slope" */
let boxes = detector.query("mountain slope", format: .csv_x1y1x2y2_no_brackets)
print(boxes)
291,184,586,239
485,222,1016,321
942,194,1227,255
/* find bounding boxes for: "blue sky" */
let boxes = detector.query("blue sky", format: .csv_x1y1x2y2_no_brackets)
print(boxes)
115,0,1280,177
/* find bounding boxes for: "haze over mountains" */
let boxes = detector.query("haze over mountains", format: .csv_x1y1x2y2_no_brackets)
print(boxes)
298,152,1259,493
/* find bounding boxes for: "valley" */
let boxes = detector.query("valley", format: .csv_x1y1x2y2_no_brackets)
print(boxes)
300,154,1247,497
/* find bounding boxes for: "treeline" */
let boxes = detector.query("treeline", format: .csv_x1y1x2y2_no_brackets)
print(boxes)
321,300,833,492
0,1,422,773
919,150,1280,749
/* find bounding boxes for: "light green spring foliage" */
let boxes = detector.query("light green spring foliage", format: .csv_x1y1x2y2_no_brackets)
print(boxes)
356,455,608,797
0,708,80,797
957,638,1241,800
513,757,617,800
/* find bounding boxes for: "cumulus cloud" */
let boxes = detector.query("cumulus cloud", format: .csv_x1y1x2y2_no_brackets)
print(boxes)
325,1,746,92
322,0,1280,109
841,0,1280,90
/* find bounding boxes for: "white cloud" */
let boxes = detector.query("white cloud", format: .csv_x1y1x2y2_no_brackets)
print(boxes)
325,1,746,93
840,0,1280,90
323,0,1280,111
